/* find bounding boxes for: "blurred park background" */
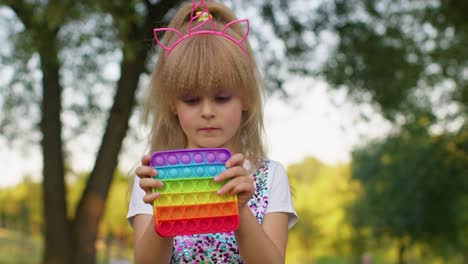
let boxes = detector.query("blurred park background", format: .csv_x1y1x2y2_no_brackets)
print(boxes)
0,0,467,263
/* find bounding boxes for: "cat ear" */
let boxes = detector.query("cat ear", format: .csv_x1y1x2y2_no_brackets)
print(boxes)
153,28,183,52
222,19,249,44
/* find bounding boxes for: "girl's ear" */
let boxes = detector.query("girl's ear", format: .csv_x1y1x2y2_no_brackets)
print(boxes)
168,102,176,114
170,107,177,115
241,97,249,111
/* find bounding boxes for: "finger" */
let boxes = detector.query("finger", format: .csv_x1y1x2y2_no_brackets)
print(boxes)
143,192,160,204
214,166,248,182
142,154,152,166
135,165,158,179
229,182,255,195
217,176,252,195
225,153,245,168
139,178,164,190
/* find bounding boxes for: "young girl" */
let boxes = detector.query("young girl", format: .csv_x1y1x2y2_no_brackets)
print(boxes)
127,1,297,263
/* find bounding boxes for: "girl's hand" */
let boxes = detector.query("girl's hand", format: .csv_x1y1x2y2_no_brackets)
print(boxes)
214,153,255,208
135,154,164,204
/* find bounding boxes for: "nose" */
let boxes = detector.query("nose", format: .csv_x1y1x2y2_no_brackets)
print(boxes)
201,99,215,119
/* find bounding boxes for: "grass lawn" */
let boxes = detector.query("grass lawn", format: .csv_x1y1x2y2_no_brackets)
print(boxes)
0,228,133,264
0,228,42,263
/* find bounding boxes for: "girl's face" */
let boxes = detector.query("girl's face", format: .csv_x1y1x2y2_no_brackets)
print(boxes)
174,90,244,152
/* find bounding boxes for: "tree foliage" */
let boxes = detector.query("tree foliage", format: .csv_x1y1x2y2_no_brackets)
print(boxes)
350,116,468,262
286,157,359,263
315,0,468,122
309,1,468,262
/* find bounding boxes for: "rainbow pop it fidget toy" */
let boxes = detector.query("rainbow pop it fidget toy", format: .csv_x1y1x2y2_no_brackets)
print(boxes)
150,148,239,237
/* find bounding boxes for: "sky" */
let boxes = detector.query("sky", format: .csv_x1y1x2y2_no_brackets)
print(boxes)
0,76,391,188
265,78,391,165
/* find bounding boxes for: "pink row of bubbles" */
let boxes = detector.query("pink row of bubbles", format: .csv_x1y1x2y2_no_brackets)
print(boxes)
157,215,238,236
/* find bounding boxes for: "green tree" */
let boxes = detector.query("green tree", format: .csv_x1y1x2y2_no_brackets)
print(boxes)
315,0,468,122
0,177,42,234
309,2,468,261
350,118,468,263
286,157,359,263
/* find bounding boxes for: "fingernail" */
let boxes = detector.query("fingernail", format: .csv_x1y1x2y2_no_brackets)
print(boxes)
217,189,223,195
213,176,219,182
152,169,157,175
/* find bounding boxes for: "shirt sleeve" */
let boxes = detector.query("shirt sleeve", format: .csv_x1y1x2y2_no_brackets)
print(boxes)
265,161,298,229
126,175,153,227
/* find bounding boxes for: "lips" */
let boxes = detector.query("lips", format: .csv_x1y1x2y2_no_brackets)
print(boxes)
199,127,219,132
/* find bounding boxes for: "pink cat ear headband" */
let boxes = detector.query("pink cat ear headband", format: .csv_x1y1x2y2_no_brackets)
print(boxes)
153,0,250,59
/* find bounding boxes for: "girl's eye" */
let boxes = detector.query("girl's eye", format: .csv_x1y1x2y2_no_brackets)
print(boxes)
181,96,200,105
214,94,232,103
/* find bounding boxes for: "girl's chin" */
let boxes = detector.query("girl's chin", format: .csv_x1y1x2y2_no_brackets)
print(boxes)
187,137,234,150
189,141,228,149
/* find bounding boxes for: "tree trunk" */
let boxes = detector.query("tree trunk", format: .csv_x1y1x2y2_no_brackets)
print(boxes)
350,231,365,264
72,48,147,263
39,31,74,264
397,240,406,264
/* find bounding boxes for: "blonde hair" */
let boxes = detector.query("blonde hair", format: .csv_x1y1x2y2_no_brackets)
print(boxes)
143,1,267,169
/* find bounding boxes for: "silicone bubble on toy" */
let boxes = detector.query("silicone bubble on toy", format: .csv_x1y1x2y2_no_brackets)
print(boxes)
150,148,240,237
